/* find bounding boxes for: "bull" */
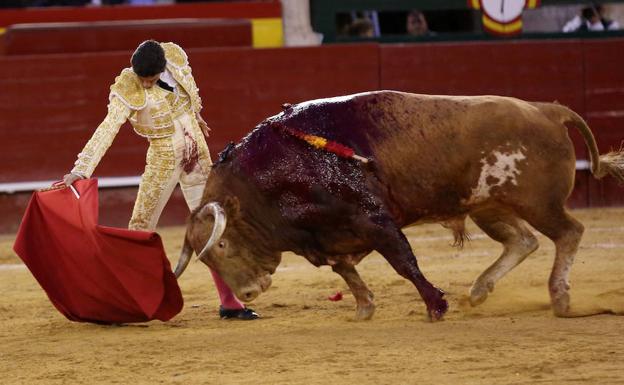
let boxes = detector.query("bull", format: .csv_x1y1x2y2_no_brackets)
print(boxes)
174,91,623,321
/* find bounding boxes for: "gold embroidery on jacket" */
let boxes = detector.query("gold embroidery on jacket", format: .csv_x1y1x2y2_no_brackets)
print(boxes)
128,135,176,230
161,42,188,68
128,86,175,138
109,68,147,110
162,42,202,112
71,97,131,178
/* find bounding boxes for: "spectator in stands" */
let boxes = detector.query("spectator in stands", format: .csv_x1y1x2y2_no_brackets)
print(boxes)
406,10,434,36
346,17,375,38
62,40,259,320
563,3,620,32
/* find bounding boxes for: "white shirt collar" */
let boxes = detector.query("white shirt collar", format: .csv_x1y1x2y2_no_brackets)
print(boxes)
159,69,178,89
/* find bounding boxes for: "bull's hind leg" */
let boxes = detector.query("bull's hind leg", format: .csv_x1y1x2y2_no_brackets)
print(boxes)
331,261,375,320
469,208,539,306
521,206,584,316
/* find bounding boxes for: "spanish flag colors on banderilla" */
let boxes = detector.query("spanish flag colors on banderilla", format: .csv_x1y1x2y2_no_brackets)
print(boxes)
274,123,369,164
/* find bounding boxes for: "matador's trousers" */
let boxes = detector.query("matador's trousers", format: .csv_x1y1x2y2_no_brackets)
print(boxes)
128,112,211,231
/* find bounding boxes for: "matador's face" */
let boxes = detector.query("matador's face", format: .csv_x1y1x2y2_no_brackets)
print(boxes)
138,73,161,89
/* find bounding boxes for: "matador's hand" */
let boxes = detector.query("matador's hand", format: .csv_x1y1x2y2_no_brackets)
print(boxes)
62,173,83,187
196,112,211,139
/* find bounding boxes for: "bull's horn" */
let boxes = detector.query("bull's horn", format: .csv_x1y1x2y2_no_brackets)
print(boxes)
197,202,227,261
174,235,193,278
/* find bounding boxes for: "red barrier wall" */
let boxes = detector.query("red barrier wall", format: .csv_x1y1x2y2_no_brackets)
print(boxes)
0,2,281,27
1,39,622,233
582,39,624,207
0,51,138,183
2,19,252,55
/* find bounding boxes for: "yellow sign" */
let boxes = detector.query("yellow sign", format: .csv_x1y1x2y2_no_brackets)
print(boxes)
251,18,284,48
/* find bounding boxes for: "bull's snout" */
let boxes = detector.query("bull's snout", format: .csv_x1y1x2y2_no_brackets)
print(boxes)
236,274,272,303
237,285,261,302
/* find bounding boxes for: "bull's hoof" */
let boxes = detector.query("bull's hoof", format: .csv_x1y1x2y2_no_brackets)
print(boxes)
427,297,449,322
469,280,494,307
219,306,260,320
354,303,375,321
551,293,571,317
421,287,449,321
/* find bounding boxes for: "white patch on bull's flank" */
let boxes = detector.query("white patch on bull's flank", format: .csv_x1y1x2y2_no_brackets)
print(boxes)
465,149,526,205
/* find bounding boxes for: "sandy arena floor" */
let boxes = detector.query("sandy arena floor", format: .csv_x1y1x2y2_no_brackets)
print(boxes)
1,207,623,384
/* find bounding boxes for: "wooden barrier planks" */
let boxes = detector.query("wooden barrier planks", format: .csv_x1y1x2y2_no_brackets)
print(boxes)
583,39,624,206
0,52,144,183
0,2,282,27
2,19,252,56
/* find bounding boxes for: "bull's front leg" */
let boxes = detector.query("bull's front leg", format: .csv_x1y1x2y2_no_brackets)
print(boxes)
330,260,375,320
372,220,448,321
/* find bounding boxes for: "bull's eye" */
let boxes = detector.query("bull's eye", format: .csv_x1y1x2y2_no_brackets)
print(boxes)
218,241,226,248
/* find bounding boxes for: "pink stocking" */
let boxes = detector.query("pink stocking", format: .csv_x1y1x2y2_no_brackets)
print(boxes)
210,268,244,309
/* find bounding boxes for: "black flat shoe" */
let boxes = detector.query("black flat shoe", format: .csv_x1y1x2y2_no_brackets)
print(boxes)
219,306,259,320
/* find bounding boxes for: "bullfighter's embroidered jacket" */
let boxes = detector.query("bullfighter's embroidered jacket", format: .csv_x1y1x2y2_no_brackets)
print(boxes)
71,42,205,178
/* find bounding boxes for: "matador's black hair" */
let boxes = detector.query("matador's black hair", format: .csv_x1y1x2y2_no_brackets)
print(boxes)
131,40,167,77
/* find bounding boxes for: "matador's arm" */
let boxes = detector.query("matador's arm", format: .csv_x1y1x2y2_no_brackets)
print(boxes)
71,96,132,178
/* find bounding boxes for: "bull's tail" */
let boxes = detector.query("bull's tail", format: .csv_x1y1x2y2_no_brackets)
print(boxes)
174,232,194,278
533,102,624,183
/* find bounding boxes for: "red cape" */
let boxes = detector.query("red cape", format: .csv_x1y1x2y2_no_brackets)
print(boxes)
13,179,183,324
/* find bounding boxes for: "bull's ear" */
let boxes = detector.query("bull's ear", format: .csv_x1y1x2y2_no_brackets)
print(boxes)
223,196,241,219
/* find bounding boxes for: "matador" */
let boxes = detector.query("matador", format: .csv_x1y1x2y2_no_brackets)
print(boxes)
63,40,258,320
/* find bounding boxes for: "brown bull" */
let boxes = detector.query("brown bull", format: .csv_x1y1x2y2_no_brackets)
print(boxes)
175,91,623,321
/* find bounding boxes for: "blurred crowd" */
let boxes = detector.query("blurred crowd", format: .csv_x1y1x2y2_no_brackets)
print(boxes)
337,2,622,38
340,10,436,38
